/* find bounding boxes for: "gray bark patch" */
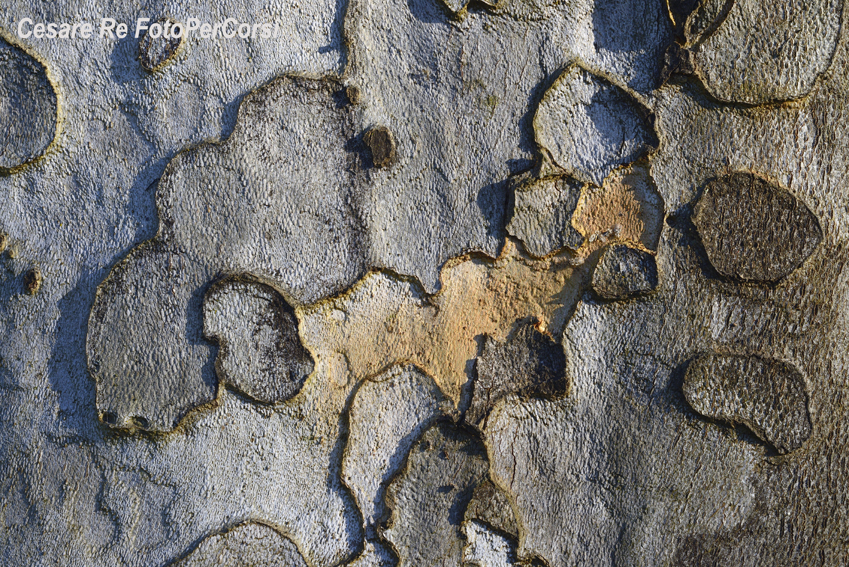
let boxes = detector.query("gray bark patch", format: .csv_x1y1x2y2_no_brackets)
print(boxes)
507,175,584,257
345,0,670,289
462,520,521,567
592,244,658,299
693,173,822,283
0,38,57,172
692,0,842,104
683,354,812,454
383,422,489,567
203,279,313,404
534,65,658,187
343,365,451,535
87,244,215,432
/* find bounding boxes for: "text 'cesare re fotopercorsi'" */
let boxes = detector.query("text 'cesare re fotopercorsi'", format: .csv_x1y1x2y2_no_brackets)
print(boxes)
16,18,286,40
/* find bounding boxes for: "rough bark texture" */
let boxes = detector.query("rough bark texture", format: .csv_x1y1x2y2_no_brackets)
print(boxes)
2,0,849,565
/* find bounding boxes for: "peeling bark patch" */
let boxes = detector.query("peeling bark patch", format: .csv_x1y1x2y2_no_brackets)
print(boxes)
203,279,314,404
693,0,842,104
383,422,489,567
507,176,584,257
467,322,568,426
363,125,397,169
343,365,451,534
88,245,215,432
300,240,585,407
464,480,518,538
534,66,658,186
683,354,812,454
592,244,658,299
572,162,664,252
170,522,308,566
139,18,184,72
693,173,822,283
0,38,57,172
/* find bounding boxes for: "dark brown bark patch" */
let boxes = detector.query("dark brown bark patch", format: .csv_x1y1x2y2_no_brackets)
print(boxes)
693,173,822,283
